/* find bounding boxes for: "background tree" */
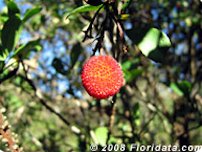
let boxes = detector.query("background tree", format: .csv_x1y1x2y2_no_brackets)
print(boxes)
0,0,202,151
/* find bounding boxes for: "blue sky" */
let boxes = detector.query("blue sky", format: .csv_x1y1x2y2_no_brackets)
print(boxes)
0,1,4,11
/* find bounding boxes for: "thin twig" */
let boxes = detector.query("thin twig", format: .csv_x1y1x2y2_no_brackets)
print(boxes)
91,8,108,55
189,122,202,132
106,95,117,144
19,60,72,127
138,112,157,136
83,5,104,42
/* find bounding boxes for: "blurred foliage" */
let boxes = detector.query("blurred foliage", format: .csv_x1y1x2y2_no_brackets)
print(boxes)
0,0,202,152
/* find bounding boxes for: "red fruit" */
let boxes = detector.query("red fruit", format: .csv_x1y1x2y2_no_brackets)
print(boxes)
81,55,124,99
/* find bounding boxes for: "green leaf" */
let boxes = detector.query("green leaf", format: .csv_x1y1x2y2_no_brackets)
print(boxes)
0,45,2,55
66,4,103,18
0,61,5,72
170,82,184,96
52,58,67,75
0,44,8,61
0,66,18,83
133,103,140,126
124,69,143,83
120,14,130,20
159,32,172,47
127,27,171,63
121,59,142,83
7,91,23,111
177,80,192,95
0,14,9,23
121,0,132,12
122,61,133,71
23,7,42,23
126,27,150,45
1,14,22,52
95,127,108,146
6,0,20,16
0,50,9,61
121,58,140,71
170,81,192,96
130,69,143,79
70,43,82,68
14,39,41,58
138,28,171,57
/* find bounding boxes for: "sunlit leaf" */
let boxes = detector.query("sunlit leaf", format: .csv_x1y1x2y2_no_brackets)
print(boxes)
95,127,108,146
170,82,183,96
0,51,9,61
23,7,42,22
122,60,133,70
120,14,130,20
0,14,9,23
170,81,192,96
127,27,171,63
66,4,103,18
138,28,171,56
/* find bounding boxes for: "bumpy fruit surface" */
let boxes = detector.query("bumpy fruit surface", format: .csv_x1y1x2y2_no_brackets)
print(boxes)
81,55,124,99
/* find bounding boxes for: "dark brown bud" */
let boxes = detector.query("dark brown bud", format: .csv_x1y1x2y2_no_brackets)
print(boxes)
84,0,104,6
